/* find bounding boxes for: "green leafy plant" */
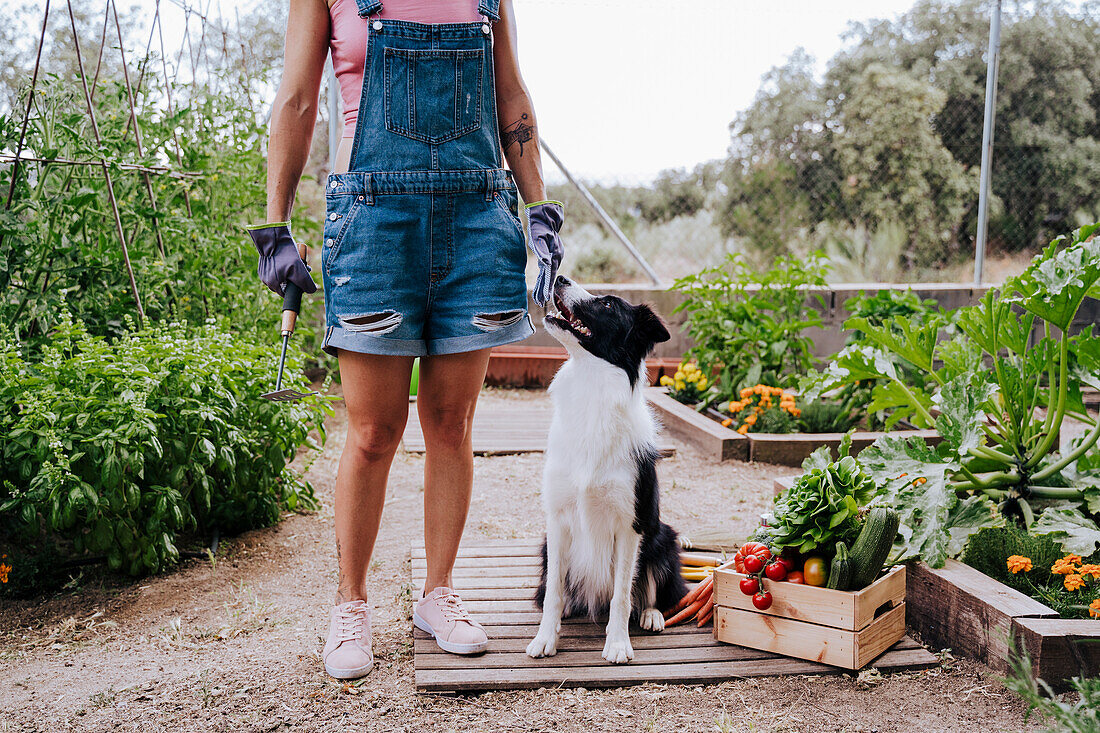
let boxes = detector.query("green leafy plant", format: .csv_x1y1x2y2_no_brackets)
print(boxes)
0,313,333,585
797,400,862,434
1004,644,1100,733
672,251,828,403
809,224,1100,566
758,436,877,554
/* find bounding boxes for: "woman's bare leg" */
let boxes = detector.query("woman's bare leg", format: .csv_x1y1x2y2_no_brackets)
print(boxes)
333,350,416,604
416,348,492,594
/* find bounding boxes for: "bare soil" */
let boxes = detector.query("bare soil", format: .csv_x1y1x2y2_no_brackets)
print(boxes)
1,388,1043,732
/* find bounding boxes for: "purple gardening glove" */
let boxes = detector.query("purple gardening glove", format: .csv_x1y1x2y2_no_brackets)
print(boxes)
246,223,317,296
524,201,565,307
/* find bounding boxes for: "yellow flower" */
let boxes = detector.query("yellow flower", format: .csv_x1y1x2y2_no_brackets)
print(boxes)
0,562,10,584
683,363,698,374
697,377,708,390
685,371,699,383
1090,599,1100,619
674,370,685,381
674,380,685,391
1006,555,1033,574
1064,573,1085,592
659,375,673,387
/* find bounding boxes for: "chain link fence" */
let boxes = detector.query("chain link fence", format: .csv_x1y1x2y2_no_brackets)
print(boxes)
546,0,1100,287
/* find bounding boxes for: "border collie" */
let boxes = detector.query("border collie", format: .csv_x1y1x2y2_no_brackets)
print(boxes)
526,276,686,664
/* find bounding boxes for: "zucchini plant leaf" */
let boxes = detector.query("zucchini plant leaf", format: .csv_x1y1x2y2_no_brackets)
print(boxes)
860,434,961,567
1008,227,1100,331
868,380,934,429
932,373,999,458
945,494,1006,557
1071,329,1100,392
845,315,940,374
1030,505,1100,556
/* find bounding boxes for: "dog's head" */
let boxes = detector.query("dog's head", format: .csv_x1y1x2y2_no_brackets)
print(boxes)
544,275,670,387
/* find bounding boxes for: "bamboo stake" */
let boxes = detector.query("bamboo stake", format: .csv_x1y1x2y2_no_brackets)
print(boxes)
155,0,193,216
90,0,110,101
67,0,145,328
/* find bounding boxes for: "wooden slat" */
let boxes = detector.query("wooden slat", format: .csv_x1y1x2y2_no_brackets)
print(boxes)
411,576,541,590
645,387,747,461
411,544,543,559
416,645,774,670
411,564,542,578
414,622,723,640
415,631,727,654
416,644,937,692
411,556,542,569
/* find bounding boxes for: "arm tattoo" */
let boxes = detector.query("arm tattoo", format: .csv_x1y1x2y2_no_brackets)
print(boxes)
502,113,535,157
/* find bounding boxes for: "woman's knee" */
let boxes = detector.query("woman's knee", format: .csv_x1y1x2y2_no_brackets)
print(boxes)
346,420,405,462
419,402,474,452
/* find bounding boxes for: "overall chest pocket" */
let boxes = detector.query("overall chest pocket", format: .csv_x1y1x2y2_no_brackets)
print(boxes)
383,48,484,144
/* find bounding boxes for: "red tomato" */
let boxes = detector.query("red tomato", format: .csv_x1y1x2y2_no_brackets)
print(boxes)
803,556,828,587
733,555,746,574
740,542,767,556
786,570,805,584
777,556,796,573
739,577,759,596
764,561,788,582
752,591,773,610
743,555,764,574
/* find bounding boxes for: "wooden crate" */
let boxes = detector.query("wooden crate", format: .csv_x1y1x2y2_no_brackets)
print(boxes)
713,561,907,669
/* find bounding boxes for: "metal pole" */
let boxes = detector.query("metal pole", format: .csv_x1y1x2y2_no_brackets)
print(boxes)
326,58,340,174
974,0,1002,287
539,138,662,286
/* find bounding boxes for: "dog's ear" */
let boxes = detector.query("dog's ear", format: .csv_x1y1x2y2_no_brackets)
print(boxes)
633,304,670,344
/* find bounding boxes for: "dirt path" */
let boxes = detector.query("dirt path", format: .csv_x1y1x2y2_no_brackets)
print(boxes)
1,389,1041,732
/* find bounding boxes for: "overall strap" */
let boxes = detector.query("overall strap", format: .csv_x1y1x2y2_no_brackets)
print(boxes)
477,0,501,22
354,0,382,18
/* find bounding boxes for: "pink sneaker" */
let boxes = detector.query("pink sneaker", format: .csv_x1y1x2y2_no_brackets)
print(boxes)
413,587,488,655
322,599,373,679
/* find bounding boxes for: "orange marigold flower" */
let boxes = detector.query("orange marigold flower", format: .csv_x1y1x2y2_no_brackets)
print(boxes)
1078,564,1100,579
737,425,749,435
740,388,753,399
1064,573,1086,592
1006,555,1032,574
1090,599,1100,619
721,418,733,428
790,408,801,417
1052,557,1082,575
0,562,10,584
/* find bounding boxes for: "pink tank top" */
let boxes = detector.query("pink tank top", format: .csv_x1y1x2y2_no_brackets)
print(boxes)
329,0,484,137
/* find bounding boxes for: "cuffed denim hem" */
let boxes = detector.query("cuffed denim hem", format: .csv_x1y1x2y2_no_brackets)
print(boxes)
321,313,533,358
427,313,534,356
322,326,429,358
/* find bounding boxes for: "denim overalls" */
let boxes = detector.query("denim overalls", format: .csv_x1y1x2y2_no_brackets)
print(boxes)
320,0,534,357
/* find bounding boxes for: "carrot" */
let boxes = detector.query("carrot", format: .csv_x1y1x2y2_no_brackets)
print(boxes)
666,575,712,617
680,552,720,567
696,606,714,627
694,594,714,625
665,596,706,626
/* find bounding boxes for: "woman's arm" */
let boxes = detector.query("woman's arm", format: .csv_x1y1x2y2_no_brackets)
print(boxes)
492,0,548,204
265,0,332,227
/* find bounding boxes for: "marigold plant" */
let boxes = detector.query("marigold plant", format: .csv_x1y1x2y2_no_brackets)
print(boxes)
1006,555,1032,573
720,384,801,435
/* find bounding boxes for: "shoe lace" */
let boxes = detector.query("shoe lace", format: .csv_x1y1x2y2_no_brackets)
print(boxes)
333,600,369,644
437,591,473,623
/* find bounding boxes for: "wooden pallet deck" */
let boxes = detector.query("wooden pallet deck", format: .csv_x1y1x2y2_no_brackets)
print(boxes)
402,403,675,456
411,540,939,692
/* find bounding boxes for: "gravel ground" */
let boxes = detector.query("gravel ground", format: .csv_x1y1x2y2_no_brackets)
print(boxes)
0,388,1044,732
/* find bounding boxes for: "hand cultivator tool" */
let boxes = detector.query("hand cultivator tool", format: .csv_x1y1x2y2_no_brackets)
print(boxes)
262,243,317,403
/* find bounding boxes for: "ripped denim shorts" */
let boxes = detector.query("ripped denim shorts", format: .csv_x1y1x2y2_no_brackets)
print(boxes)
319,169,534,357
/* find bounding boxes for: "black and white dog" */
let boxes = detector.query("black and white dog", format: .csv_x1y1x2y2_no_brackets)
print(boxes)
526,276,686,664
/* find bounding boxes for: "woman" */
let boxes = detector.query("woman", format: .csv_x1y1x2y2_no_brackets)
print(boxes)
247,0,565,679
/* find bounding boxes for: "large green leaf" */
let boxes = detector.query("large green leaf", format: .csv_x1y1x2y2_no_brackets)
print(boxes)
932,373,999,458
845,315,940,374
1030,505,1100,556
860,434,961,567
1008,225,1100,331
944,495,1006,557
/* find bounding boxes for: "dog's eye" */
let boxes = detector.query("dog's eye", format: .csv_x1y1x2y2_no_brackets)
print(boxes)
603,300,612,309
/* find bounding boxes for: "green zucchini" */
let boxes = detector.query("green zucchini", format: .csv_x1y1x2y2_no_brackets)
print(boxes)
848,507,901,590
827,541,851,591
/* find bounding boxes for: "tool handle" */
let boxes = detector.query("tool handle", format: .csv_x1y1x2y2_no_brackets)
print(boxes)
280,243,309,335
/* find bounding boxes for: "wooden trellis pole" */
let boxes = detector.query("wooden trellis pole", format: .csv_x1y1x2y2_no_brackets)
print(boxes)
155,0,193,216
66,0,145,328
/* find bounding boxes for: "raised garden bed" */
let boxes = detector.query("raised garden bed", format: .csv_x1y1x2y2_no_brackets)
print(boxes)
487,346,679,388
648,387,940,465
905,559,1100,687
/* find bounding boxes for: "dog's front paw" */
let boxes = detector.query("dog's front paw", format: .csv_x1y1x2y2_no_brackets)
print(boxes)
639,607,665,632
526,630,559,659
602,635,634,664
